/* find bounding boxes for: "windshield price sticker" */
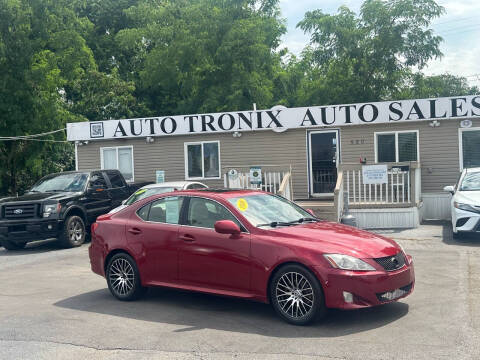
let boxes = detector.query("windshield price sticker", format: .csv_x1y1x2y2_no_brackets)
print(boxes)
237,198,248,211
135,189,147,195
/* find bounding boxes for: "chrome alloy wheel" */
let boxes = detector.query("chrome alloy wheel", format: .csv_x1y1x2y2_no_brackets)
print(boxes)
68,219,84,243
109,258,135,296
275,271,314,318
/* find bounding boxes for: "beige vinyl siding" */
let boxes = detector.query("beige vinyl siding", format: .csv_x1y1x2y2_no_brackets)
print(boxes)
77,129,310,198
77,117,480,199
339,118,480,193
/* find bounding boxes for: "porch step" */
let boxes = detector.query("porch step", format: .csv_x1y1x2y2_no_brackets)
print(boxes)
295,201,337,222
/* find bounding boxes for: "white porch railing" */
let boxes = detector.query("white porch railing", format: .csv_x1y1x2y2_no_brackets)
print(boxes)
339,162,421,207
223,165,293,200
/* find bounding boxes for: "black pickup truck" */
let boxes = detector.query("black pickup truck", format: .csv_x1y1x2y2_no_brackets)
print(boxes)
0,170,151,250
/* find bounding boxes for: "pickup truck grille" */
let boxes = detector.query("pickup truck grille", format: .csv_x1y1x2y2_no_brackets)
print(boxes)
3,204,38,219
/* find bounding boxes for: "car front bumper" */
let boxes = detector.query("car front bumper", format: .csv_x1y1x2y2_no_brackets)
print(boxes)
0,218,62,244
453,208,480,233
314,256,415,310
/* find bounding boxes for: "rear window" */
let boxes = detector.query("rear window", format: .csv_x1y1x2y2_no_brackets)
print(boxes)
107,171,124,188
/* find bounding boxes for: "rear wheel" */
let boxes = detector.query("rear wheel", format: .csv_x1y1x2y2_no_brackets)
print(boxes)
106,253,146,301
59,215,85,248
0,239,27,250
270,264,326,325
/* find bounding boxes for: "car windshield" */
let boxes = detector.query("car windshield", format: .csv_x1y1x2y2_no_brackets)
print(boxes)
227,193,315,227
125,187,175,205
30,173,89,193
459,172,480,191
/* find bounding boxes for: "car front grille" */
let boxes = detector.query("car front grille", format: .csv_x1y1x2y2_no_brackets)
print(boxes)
3,204,38,219
374,252,406,271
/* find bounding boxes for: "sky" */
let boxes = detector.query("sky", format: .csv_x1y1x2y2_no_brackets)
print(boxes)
279,0,480,87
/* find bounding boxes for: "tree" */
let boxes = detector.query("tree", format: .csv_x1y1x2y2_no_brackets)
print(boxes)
294,0,445,105
0,0,93,195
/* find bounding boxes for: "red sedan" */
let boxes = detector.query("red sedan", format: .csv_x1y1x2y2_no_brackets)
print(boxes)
89,189,414,325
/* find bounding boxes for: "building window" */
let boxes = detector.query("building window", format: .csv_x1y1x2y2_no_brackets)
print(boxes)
460,128,480,170
375,131,419,163
101,146,134,182
184,141,220,179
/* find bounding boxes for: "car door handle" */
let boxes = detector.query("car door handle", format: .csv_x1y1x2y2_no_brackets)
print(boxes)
128,227,142,235
179,234,195,242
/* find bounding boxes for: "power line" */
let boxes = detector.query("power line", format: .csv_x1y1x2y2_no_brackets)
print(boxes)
432,16,478,26
0,138,69,143
0,128,66,140
432,15,478,26
437,24,480,35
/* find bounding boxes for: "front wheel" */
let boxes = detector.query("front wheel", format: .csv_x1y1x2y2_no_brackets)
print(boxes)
59,215,86,248
106,253,146,301
270,264,326,325
0,239,27,251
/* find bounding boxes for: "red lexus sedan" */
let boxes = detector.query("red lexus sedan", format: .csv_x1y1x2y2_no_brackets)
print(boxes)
89,189,414,325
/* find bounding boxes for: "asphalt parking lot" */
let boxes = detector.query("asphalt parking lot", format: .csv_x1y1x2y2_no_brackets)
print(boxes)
0,222,479,360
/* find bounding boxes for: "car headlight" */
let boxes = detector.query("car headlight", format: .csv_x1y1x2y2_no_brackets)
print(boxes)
454,202,480,214
323,254,376,271
43,203,61,218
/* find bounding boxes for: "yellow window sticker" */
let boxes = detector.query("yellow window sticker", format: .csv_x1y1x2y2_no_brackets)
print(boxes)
135,189,147,195
237,198,248,211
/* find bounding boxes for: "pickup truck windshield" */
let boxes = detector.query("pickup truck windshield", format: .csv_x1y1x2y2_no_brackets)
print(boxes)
460,172,480,191
227,193,315,227
30,173,89,193
125,187,175,205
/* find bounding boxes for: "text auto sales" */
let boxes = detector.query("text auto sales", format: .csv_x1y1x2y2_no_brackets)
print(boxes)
66,95,480,141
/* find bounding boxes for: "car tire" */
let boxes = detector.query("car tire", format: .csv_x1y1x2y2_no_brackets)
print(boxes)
270,264,326,325
59,215,86,248
0,239,27,251
106,253,146,301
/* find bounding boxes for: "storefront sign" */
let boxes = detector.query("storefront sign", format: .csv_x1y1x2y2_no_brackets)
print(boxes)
362,165,388,184
155,170,165,183
67,95,480,141
250,167,262,185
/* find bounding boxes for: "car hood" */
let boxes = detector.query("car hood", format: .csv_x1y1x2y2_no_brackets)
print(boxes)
455,190,480,205
0,192,80,204
268,221,400,259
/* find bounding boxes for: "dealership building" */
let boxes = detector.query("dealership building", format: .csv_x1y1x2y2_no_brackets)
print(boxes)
67,95,480,229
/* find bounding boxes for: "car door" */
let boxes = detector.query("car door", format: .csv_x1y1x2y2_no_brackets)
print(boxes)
84,172,112,223
104,170,130,208
178,196,251,293
125,196,185,284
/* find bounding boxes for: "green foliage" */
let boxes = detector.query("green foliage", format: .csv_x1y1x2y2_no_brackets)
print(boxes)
0,0,477,196
294,0,446,104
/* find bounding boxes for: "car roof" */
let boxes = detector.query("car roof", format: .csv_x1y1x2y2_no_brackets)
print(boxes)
140,181,205,190
465,167,480,173
177,188,264,199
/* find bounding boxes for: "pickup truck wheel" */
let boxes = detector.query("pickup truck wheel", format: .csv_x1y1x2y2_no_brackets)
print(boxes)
59,215,86,248
0,239,27,251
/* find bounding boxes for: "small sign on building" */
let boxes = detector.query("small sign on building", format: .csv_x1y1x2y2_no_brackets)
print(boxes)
362,164,388,184
249,167,262,185
155,170,165,183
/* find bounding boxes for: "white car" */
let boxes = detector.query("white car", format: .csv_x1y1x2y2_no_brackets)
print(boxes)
109,181,208,214
444,168,480,237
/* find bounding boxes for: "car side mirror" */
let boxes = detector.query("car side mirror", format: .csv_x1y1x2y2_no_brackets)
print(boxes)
306,208,316,216
214,220,241,236
443,185,455,194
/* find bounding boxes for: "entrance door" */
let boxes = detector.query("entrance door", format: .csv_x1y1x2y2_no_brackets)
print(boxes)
308,130,339,196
